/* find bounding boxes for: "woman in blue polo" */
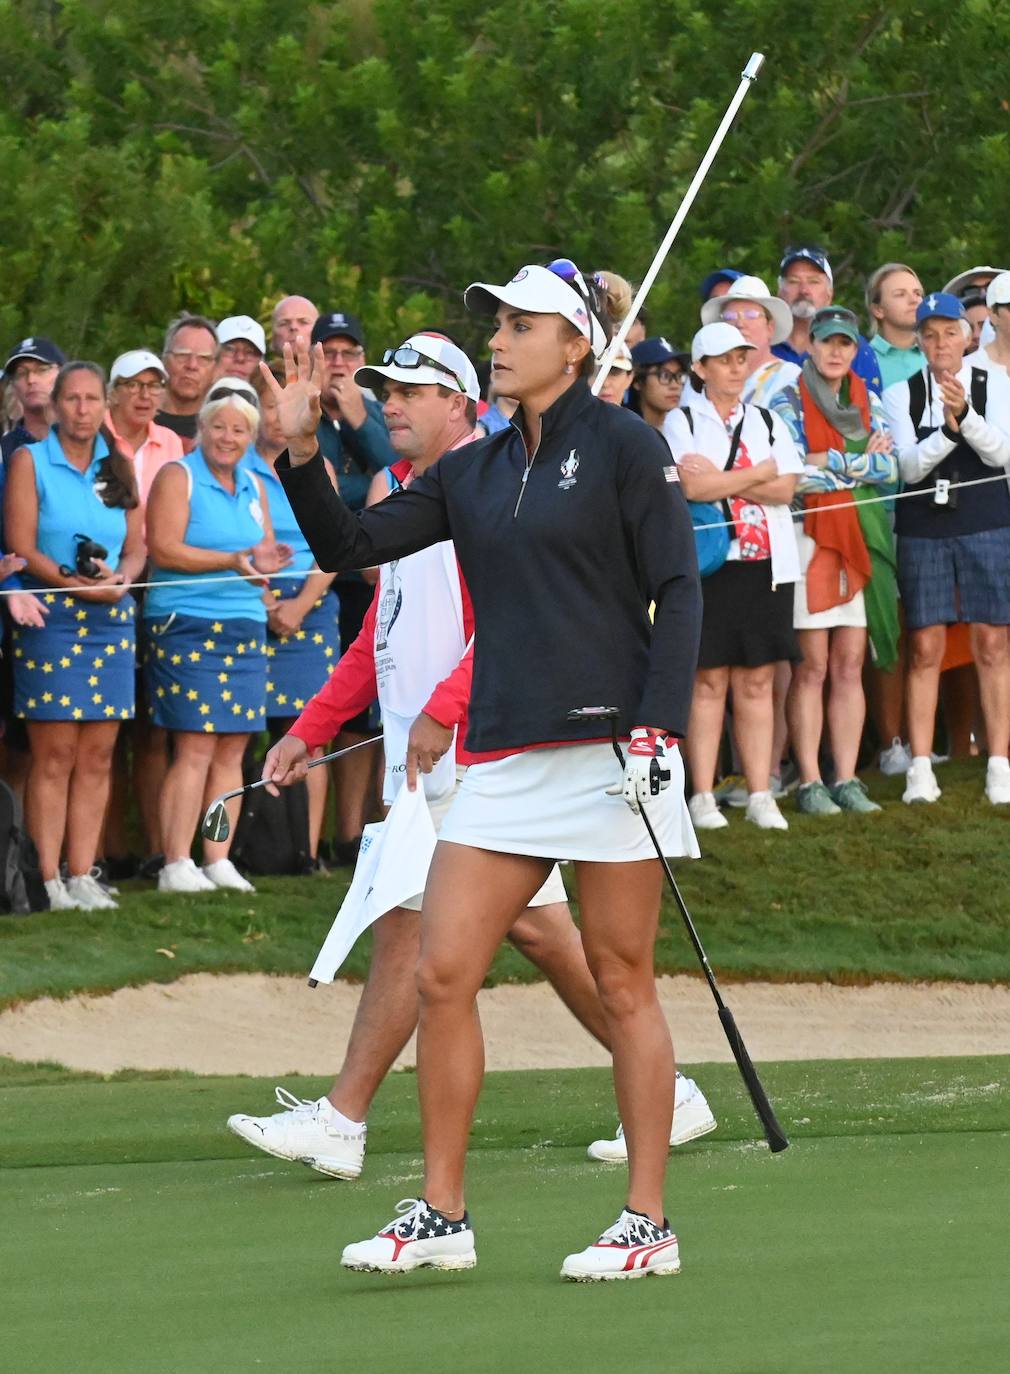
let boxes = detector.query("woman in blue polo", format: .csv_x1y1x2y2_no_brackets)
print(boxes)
247,373,340,870
144,390,291,895
4,361,145,913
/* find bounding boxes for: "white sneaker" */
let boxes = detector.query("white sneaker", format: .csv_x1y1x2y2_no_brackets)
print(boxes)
561,1209,680,1282
341,1199,476,1274
903,757,941,805
745,790,788,830
203,858,255,893
879,737,912,776
44,877,80,911
985,757,1010,805
227,1086,366,1179
688,792,728,830
587,1076,717,1162
65,872,118,910
158,858,217,893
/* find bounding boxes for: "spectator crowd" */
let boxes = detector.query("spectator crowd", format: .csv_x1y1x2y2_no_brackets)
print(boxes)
3,247,1010,910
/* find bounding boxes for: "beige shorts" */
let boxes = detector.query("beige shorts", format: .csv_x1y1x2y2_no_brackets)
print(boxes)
399,767,569,911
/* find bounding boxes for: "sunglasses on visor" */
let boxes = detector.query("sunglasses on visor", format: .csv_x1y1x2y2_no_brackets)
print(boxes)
381,345,466,393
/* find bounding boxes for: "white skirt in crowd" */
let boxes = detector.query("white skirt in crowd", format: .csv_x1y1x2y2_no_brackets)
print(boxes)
438,742,700,863
792,531,867,631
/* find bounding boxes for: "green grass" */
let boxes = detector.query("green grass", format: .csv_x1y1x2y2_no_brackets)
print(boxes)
2,758,1009,1008
3,1056,1008,1373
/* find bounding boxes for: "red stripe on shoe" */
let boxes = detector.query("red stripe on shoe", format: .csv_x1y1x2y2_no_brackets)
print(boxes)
623,1237,679,1272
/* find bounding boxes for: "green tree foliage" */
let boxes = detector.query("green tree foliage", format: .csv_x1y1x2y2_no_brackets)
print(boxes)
0,0,1007,361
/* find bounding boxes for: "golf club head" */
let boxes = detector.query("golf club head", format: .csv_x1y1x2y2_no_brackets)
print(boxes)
201,799,231,843
567,705,620,723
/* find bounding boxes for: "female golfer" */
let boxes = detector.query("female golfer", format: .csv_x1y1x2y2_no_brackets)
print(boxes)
267,262,702,1282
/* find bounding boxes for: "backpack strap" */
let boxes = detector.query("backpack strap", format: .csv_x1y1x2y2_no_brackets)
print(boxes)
681,406,695,436
970,366,988,417
907,370,933,440
754,404,775,443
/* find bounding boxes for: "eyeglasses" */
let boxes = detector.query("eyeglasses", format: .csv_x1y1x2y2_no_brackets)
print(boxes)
221,341,262,355
381,345,466,393
116,378,165,395
652,368,685,385
166,349,217,364
720,308,767,323
11,362,57,378
321,346,365,363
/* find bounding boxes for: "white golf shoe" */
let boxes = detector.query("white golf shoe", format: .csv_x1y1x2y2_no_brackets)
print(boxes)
44,877,79,911
587,1076,717,1162
203,858,255,892
227,1086,366,1179
341,1198,476,1274
688,791,728,830
903,757,941,805
985,757,1010,805
158,858,216,893
65,872,118,910
745,790,789,830
561,1209,680,1282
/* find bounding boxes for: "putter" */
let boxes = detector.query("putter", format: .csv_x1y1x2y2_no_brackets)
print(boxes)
200,735,383,842
568,705,790,1153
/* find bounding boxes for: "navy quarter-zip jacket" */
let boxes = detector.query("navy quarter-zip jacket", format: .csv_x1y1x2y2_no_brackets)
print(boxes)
278,380,702,751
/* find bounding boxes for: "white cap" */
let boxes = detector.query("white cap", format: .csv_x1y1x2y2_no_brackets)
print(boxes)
205,375,260,408
606,339,634,373
942,265,1009,297
464,265,609,358
110,349,167,383
691,322,756,363
701,274,793,345
355,333,480,400
217,315,267,355
986,272,1010,309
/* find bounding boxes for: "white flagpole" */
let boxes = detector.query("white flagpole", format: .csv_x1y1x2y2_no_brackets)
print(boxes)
592,52,765,396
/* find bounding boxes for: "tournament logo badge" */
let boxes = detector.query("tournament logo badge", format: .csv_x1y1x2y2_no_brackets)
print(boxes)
558,449,580,490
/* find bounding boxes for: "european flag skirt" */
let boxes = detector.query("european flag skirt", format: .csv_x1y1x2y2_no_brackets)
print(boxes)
265,582,340,720
144,612,267,734
13,593,136,723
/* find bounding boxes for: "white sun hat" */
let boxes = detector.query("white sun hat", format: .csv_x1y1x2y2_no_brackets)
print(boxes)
691,321,756,363
464,264,609,358
701,274,793,344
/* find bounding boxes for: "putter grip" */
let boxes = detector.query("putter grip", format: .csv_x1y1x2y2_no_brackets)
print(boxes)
717,1005,790,1153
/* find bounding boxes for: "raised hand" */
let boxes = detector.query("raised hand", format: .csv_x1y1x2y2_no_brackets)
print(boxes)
258,339,327,462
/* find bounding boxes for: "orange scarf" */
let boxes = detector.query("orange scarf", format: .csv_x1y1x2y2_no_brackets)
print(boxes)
798,373,873,613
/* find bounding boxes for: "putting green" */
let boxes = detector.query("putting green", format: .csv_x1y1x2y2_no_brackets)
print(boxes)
3,1058,1008,1373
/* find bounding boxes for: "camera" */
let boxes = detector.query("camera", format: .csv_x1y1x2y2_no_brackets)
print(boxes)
73,534,109,578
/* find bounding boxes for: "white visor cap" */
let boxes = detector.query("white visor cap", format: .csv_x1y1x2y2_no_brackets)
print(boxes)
464,265,609,359
110,349,167,383
691,321,756,363
355,333,480,401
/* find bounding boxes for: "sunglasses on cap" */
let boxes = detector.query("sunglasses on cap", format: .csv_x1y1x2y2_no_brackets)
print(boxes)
545,258,607,333
207,383,259,405
381,345,466,393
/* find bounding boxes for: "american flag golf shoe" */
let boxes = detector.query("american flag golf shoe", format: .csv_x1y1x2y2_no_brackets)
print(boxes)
341,1198,476,1274
560,1209,681,1282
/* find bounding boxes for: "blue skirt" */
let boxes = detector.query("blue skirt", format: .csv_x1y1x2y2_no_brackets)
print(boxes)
144,612,267,734
265,582,340,719
13,593,136,723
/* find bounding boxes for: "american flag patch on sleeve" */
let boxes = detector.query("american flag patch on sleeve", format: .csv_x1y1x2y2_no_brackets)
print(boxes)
663,465,680,483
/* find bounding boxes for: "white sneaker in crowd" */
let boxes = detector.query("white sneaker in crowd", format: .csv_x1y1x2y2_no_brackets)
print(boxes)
879,737,913,776
688,792,728,830
202,858,255,892
227,1085,366,1179
341,1199,476,1274
65,872,118,910
985,757,1010,805
158,858,217,893
587,1076,717,1162
560,1209,680,1282
44,877,79,911
903,757,941,805
745,790,788,830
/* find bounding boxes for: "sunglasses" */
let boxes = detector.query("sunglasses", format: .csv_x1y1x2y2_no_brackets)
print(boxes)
720,308,767,323
207,384,259,406
382,345,466,393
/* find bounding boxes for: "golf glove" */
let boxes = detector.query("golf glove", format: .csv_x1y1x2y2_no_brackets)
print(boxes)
607,727,676,814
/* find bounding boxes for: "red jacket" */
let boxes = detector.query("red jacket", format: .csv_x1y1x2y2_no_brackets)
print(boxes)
289,460,478,759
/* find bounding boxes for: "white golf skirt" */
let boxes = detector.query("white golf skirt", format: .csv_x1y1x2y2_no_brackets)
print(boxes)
399,767,568,910
793,531,867,630
438,743,700,863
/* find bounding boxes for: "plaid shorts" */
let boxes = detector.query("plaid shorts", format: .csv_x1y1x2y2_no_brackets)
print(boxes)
897,526,1010,629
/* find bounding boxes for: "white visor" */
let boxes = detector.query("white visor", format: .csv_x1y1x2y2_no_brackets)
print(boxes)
464,265,609,359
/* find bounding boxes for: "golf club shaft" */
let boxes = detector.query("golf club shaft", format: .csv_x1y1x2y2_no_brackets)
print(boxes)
592,51,765,397
216,734,383,808
609,727,790,1153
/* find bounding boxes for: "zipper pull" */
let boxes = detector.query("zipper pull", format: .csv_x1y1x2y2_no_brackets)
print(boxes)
513,464,532,519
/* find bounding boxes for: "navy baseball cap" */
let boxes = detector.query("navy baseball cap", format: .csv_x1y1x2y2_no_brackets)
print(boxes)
311,311,366,348
699,268,743,300
630,336,690,370
5,335,65,374
780,244,833,284
915,292,965,326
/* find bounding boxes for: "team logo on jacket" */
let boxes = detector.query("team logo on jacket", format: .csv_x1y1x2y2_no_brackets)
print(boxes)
558,449,580,490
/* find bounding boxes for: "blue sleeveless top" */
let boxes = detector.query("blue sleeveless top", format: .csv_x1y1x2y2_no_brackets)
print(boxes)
144,447,268,622
24,427,127,582
243,446,316,577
